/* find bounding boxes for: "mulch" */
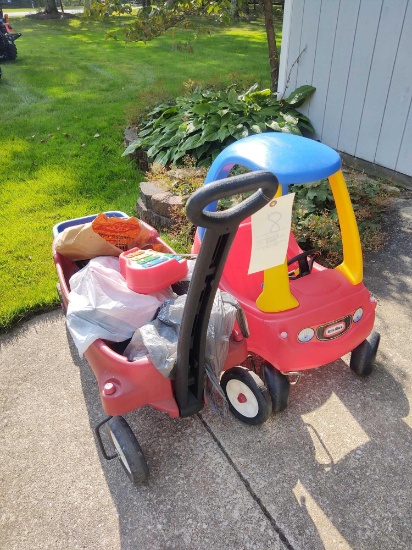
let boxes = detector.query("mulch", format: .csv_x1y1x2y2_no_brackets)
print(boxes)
25,12,78,20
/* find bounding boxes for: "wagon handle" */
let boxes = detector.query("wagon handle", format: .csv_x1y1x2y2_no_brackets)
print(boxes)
175,171,278,418
185,170,279,230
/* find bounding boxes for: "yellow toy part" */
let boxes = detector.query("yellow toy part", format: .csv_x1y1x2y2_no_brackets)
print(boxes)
256,260,300,313
256,168,363,313
256,185,299,313
329,170,363,285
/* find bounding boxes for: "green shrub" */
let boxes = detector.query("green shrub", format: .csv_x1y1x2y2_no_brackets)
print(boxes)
145,157,207,197
291,175,394,266
158,171,394,265
123,83,315,167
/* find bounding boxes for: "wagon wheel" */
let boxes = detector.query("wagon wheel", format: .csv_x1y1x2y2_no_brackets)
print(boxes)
106,416,149,485
220,366,271,425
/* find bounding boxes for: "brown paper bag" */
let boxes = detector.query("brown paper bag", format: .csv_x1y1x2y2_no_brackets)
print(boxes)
54,222,123,260
55,215,158,261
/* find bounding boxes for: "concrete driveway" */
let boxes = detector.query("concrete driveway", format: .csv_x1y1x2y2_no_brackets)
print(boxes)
1,193,411,550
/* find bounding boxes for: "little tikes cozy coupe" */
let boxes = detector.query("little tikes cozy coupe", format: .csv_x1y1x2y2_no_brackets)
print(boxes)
192,133,380,425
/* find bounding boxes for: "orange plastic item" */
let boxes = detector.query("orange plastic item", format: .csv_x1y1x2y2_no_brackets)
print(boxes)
91,213,142,250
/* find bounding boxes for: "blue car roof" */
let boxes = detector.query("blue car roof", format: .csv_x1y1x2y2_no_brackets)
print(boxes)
205,133,341,194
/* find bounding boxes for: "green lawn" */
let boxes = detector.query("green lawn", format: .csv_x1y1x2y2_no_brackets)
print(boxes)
0,14,274,331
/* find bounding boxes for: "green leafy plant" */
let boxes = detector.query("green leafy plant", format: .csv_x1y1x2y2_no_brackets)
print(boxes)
123,83,315,167
291,175,395,266
105,4,218,50
89,0,132,19
290,180,335,214
162,204,198,254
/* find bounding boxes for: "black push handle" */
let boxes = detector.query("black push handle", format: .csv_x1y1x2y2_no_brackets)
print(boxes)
185,170,279,230
175,170,279,418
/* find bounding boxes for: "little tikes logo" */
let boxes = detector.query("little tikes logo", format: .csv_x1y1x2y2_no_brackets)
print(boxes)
315,316,352,341
324,322,345,338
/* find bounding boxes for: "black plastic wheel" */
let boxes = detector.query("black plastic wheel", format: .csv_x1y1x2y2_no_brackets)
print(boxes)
350,330,380,376
261,361,290,412
220,366,271,425
106,416,149,484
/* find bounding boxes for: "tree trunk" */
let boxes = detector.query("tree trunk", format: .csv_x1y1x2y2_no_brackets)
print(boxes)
84,0,91,16
231,0,239,22
260,0,279,92
44,0,59,14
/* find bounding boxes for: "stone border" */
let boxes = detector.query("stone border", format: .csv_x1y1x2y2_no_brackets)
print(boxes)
136,181,187,230
125,127,202,230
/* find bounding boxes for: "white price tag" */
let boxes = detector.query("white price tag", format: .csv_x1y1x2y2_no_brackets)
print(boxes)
248,193,295,275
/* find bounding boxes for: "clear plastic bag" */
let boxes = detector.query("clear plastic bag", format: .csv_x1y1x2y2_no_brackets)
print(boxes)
123,295,185,377
124,289,239,415
66,256,174,356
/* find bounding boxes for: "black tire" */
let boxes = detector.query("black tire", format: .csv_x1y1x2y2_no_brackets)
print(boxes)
0,32,7,60
0,33,17,61
106,416,149,484
6,39,17,61
261,361,290,412
350,330,380,376
221,366,271,425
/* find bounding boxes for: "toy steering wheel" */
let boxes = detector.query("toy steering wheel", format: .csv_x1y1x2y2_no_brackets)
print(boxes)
288,249,320,280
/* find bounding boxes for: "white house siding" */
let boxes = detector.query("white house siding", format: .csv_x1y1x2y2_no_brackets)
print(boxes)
279,0,412,177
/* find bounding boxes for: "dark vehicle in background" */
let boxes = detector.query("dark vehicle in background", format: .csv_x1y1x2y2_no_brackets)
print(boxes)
0,4,21,67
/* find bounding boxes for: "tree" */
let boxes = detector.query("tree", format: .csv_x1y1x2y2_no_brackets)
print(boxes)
230,0,240,22
260,0,279,92
44,0,59,15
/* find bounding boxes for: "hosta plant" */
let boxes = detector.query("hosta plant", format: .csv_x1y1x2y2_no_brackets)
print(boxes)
123,83,315,167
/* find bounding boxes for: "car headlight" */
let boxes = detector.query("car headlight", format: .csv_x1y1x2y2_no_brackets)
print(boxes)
298,327,315,342
353,307,363,322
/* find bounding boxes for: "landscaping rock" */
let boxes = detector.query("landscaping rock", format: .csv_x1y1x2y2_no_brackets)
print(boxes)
382,184,401,195
124,138,203,232
136,197,173,230
137,180,188,231
151,192,186,218
124,125,138,147
139,181,165,210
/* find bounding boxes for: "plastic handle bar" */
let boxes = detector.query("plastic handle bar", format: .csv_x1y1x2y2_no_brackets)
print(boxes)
185,170,279,230
174,171,278,418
